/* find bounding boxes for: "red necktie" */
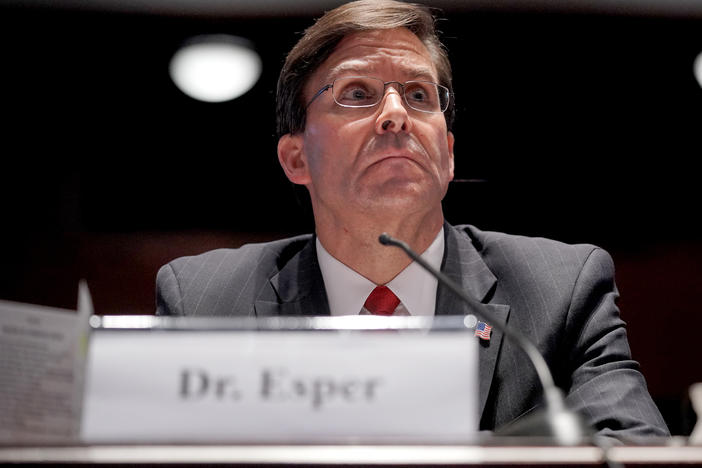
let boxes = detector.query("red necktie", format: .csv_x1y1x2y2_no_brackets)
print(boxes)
364,286,400,316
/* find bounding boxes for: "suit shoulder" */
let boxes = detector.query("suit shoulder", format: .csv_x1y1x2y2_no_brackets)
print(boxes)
455,224,600,255
452,224,604,267
163,234,313,279
155,234,313,316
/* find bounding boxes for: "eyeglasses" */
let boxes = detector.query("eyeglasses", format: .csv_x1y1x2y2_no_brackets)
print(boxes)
306,76,450,114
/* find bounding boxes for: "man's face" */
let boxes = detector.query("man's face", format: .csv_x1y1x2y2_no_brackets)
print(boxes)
278,28,455,225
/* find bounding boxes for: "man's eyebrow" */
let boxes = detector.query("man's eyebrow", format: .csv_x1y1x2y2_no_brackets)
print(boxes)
408,67,438,82
324,62,371,82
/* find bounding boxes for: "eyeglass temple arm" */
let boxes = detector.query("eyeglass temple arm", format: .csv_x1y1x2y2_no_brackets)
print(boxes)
305,84,332,109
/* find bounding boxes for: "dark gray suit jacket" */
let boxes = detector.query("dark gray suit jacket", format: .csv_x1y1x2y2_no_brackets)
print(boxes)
156,223,669,440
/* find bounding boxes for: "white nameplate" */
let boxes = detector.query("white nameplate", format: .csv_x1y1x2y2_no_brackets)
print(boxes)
81,318,478,444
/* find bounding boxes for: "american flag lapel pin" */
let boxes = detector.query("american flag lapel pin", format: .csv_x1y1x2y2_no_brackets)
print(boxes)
474,321,492,341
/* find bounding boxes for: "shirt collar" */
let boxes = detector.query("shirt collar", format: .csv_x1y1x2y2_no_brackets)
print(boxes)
316,228,444,316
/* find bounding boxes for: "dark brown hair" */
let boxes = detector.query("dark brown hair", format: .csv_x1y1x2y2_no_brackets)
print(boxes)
275,0,454,138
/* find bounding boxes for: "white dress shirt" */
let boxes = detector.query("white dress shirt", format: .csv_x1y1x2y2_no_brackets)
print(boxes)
315,228,444,316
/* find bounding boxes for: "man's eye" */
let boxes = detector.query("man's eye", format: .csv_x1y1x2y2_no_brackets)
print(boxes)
337,84,376,104
350,88,369,99
407,86,430,102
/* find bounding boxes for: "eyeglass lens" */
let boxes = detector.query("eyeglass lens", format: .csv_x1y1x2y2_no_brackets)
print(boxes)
332,77,448,113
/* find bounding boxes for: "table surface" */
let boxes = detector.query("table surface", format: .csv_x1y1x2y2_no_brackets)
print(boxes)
2,440,702,466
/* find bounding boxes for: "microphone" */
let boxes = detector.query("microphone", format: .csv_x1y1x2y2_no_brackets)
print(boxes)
378,233,590,445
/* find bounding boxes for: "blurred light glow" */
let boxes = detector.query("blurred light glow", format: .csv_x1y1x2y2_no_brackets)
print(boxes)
463,314,477,329
169,35,261,102
695,51,702,89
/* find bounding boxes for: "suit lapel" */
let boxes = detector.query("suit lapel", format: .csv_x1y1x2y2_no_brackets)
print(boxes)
437,223,510,421
253,225,509,422
254,237,330,317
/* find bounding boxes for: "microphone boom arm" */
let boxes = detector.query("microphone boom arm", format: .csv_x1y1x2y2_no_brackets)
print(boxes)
378,232,587,444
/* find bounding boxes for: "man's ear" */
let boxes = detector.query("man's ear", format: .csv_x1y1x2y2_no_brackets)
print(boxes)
447,130,455,181
277,133,311,185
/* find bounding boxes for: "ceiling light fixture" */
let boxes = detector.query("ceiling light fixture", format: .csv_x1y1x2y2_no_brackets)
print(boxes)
694,51,702,89
169,34,262,103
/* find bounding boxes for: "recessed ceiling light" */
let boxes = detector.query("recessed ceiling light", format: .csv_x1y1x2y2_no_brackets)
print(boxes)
695,51,702,89
169,35,262,103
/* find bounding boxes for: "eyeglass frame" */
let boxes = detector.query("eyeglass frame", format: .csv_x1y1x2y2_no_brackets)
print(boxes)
305,76,451,114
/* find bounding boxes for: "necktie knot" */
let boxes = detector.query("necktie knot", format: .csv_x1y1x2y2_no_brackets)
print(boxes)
364,286,400,316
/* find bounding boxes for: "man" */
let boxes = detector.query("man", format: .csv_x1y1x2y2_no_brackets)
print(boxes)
156,0,668,440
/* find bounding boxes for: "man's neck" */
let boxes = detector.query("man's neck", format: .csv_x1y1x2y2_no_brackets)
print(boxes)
314,208,445,285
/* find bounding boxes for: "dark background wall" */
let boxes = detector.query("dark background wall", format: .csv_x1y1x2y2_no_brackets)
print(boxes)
1,0,701,436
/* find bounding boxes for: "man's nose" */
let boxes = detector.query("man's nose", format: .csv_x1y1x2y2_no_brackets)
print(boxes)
375,88,412,134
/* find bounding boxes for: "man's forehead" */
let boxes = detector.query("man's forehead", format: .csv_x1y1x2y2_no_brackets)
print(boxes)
317,28,438,82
